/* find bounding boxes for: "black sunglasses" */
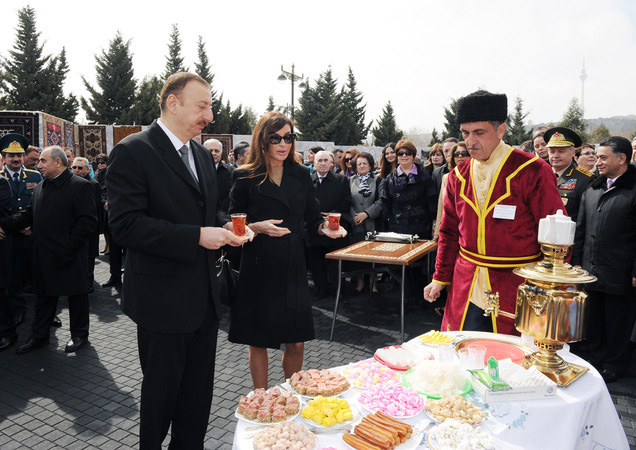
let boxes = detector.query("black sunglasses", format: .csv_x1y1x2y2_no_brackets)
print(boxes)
344,157,353,162
397,151,414,157
71,165,87,170
454,151,470,157
268,133,296,145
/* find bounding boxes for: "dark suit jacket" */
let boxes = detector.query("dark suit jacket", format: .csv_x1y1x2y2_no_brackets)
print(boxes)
0,177,12,289
216,161,234,213
308,171,351,247
106,121,228,334
0,169,97,296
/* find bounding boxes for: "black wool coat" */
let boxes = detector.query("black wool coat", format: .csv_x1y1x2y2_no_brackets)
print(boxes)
228,163,323,349
308,171,351,247
216,161,234,213
573,163,636,295
0,169,97,296
381,163,437,239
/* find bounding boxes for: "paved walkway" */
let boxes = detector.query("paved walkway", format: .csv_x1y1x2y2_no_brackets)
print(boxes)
1,253,635,449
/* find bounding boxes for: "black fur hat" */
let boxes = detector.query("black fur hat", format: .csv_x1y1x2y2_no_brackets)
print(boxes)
456,90,508,124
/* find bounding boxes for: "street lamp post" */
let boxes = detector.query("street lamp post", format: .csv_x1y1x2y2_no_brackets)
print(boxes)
278,64,306,120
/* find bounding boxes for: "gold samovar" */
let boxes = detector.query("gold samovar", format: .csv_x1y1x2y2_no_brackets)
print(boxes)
484,211,597,386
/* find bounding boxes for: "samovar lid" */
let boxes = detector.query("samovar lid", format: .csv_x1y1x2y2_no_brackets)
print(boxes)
514,261,597,284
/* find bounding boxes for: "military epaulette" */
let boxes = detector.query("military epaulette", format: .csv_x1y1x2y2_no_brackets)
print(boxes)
574,166,595,178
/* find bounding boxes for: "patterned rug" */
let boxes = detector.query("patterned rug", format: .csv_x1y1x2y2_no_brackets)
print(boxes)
64,121,75,149
79,125,107,161
113,126,141,146
42,113,63,147
0,111,40,147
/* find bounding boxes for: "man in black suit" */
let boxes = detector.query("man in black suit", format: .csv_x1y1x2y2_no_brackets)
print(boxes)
72,157,103,292
203,138,233,212
106,72,246,449
308,150,351,299
0,146,97,354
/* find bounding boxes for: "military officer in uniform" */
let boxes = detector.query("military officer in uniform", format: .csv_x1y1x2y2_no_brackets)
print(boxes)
0,133,43,326
545,127,596,223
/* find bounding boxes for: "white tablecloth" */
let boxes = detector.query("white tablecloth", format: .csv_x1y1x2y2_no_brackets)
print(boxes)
232,332,628,449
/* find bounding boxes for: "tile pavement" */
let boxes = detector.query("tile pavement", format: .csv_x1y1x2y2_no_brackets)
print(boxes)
1,253,635,449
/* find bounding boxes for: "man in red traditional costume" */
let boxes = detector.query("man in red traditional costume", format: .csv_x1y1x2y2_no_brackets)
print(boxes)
424,90,565,335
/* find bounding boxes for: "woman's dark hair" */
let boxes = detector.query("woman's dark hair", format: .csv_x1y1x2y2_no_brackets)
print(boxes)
241,111,300,183
380,143,396,179
355,152,375,172
448,142,468,169
340,148,360,173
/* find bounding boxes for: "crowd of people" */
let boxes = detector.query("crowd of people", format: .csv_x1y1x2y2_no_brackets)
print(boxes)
0,73,635,448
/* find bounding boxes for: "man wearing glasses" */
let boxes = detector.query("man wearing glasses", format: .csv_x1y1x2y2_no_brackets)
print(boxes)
424,90,565,335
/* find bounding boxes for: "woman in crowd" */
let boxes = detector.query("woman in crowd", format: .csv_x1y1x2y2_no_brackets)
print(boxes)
425,143,445,175
434,142,470,241
382,139,437,239
340,148,359,178
350,152,384,294
379,143,397,179
381,139,436,299
576,144,598,173
533,132,548,162
229,112,345,389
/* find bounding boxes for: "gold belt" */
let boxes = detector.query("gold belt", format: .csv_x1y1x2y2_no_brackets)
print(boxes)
459,247,541,268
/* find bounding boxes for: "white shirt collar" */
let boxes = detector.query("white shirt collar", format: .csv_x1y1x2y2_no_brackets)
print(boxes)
157,119,189,153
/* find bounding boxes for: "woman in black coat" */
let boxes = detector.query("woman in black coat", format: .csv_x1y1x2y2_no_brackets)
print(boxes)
228,112,345,389
381,139,436,239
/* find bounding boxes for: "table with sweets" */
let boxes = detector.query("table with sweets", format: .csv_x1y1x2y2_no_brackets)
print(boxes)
232,331,628,449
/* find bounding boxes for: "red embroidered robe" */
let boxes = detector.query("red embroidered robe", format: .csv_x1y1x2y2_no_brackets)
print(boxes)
434,148,565,335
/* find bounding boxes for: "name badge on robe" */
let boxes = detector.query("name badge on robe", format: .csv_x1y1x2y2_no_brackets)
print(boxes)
493,204,516,220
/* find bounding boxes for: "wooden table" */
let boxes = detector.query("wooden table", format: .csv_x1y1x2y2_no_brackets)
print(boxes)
325,239,437,342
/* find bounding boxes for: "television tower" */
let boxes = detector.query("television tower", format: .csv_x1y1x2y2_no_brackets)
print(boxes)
579,62,587,118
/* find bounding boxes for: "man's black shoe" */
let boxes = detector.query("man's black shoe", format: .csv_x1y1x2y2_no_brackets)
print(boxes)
52,316,62,327
102,279,122,288
64,336,88,353
0,335,17,352
16,337,48,354
601,369,619,383
13,313,24,327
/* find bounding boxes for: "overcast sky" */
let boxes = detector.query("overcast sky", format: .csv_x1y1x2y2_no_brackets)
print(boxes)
2,0,635,134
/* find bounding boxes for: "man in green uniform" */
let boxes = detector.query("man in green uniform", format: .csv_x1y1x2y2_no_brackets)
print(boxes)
545,127,596,223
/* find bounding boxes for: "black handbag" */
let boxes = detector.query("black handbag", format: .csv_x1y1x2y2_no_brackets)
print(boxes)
216,252,239,307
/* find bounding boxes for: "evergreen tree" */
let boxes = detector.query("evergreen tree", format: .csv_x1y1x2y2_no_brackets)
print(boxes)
429,128,441,146
295,67,342,141
163,24,187,80
127,75,162,125
560,98,589,142
40,48,79,121
335,67,371,145
504,96,532,145
372,101,402,146
441,99,461,140
266,96,275,112
0,6,76,120
589,123,611,144
194,36,212,84
81,32,136,124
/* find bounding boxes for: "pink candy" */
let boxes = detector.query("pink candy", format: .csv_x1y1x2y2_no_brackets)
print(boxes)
342,359,401,389
358,385,425,417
